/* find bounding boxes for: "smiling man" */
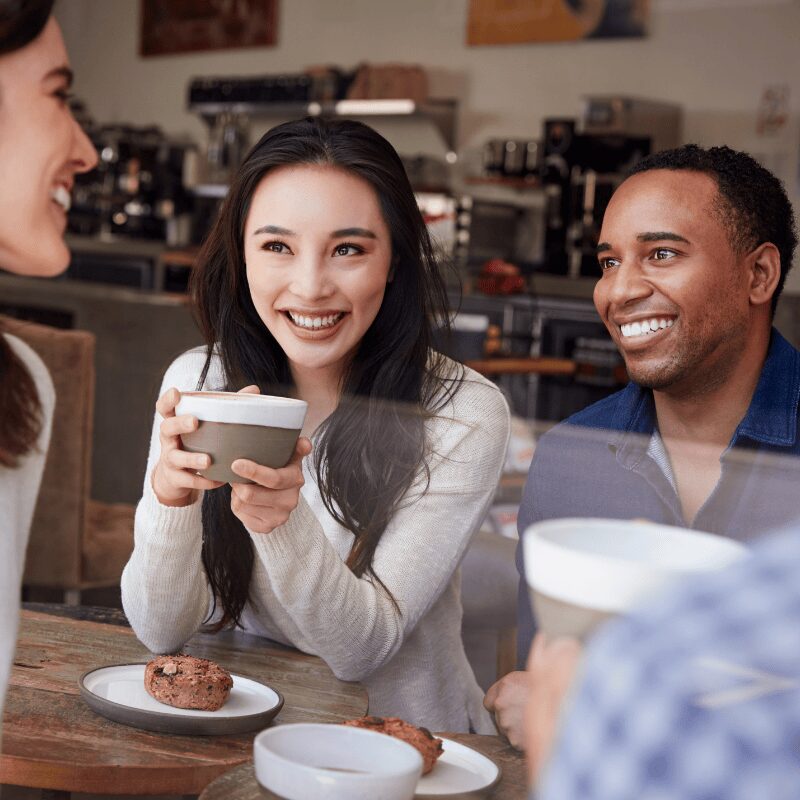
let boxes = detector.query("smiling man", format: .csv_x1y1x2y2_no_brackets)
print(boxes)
485,144,800,749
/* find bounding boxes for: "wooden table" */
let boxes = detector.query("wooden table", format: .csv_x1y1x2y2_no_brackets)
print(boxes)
1,606,368,798
199,733,528,799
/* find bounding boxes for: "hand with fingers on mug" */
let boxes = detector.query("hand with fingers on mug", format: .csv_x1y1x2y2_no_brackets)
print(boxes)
151,385,228,507
229,434,312,534
151,383,312,527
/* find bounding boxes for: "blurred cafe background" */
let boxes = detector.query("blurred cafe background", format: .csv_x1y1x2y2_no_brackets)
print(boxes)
4,0,799,687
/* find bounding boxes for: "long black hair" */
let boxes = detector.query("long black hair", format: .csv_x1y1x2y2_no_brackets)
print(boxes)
0,0,54,467
191,117,461,628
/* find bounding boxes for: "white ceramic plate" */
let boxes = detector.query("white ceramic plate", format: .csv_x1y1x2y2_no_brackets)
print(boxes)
80,663,283,735
415,738,501,798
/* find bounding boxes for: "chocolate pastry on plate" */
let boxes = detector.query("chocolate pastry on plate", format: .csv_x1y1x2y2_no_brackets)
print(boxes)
144,654,233,711
343,715,444,774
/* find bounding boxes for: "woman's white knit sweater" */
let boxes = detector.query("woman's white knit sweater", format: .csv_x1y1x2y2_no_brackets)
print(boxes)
121,347,510,733
0,335,54,723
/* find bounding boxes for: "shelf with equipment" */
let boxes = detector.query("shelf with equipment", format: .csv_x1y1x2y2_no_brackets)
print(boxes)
186,99,458,200
188,97,458,155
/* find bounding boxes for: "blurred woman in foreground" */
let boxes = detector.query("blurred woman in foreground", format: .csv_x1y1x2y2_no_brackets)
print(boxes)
0,0,97,721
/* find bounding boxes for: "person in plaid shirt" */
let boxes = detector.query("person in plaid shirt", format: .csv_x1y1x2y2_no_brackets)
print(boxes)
527,524,800,799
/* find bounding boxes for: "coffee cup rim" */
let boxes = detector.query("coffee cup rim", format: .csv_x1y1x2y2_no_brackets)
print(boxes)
523,517,748,612
176,391,308,429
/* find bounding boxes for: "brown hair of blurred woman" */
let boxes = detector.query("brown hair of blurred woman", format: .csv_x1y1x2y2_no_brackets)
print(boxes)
0,0,54,466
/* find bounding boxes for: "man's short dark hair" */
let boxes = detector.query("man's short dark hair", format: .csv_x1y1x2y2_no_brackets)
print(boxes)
628,144,798,314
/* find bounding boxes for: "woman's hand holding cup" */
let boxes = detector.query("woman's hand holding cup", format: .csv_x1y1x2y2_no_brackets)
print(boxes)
151,387,227,507
152,383,310,521
229,436,312,534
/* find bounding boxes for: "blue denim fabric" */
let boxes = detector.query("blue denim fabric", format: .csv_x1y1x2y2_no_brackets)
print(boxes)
517,328,800,662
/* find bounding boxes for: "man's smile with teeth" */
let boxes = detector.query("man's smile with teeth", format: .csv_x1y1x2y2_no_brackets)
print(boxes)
285,310,346,330
619,317,675,339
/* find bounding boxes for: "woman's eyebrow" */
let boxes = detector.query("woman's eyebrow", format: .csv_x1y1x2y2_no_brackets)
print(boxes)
252,225,378,238
253,224,295,236
43,65,73,86
330,227,377,239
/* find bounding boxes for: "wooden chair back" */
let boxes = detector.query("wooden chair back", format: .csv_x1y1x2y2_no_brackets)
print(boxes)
1,315,95,588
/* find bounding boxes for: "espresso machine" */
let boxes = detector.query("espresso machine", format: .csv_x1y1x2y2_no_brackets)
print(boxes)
541,97,682,277
539,119,650,277
68,122,195,244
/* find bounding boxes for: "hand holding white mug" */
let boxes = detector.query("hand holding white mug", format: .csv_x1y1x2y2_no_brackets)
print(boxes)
151,385,262,507
229,435,312,534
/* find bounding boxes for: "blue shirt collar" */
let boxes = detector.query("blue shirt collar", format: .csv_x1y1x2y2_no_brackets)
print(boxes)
735,329,800,446
608,327,800,452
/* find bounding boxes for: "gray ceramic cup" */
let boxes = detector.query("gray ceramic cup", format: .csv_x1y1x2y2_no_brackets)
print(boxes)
175,391,308,484
523,518,748,641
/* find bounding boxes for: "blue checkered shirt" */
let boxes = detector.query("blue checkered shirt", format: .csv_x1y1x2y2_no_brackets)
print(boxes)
535,525,800,800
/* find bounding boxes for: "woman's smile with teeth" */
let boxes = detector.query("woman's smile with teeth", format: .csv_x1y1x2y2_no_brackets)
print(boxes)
286,310,345,330
50,185,71,212
620,317,674,338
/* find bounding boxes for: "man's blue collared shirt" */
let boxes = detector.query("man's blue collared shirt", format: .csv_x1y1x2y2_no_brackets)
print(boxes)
517,328,800,659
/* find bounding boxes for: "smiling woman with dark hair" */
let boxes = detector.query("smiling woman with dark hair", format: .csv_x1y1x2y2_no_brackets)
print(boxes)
122,117,511,732
0,0,97,722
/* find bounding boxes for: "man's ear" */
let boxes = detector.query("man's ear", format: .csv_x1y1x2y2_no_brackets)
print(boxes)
747,242,781,308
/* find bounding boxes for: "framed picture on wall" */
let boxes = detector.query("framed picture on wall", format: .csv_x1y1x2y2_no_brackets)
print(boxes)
140,0,278,57
467,0,649,45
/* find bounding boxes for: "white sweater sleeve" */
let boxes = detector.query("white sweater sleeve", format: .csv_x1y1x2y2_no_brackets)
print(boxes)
121,348,213,653
246,374,510,681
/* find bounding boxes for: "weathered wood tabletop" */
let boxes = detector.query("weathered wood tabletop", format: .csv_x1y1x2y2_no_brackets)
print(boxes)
199,732,529,799
1,606,368,797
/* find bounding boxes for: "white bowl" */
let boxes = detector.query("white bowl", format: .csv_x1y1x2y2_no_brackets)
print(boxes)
523,518,748,638
254,723,423,800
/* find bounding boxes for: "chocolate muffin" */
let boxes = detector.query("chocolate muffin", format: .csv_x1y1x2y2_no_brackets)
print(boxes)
144,654,233,711
343,716,444,774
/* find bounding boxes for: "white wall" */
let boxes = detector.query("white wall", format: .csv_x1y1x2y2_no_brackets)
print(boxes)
56,0,800,288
